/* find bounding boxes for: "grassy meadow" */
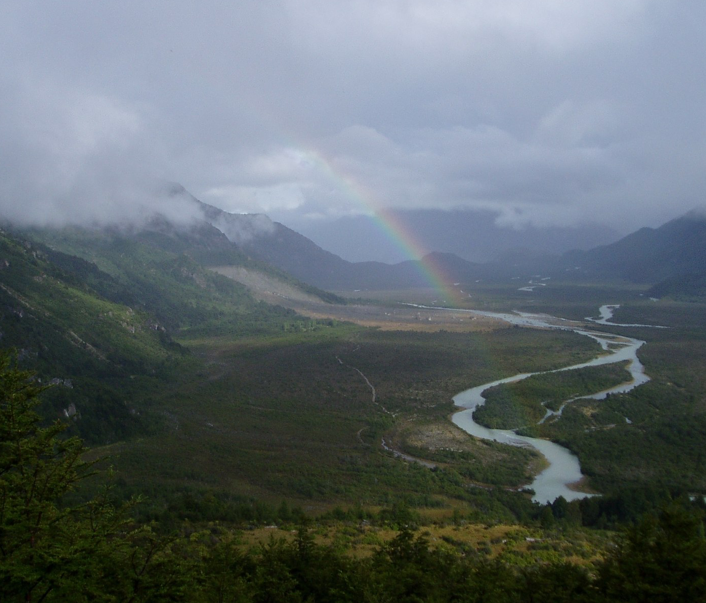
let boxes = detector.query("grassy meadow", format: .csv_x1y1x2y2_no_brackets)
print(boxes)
65,267,704,526
6,222,706,523
100,318,603,520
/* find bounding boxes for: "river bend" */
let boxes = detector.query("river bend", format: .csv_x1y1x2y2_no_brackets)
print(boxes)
449,308,654,503
401,303,656,504
402,304,658,503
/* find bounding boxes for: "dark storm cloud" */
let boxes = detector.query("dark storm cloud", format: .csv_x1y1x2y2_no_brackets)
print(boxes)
0,1,704,232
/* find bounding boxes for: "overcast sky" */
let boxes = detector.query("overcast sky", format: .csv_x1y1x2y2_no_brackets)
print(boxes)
1,1,704,232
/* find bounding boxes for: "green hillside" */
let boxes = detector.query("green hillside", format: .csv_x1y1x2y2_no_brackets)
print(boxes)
0,224,327,443
3,222,706,601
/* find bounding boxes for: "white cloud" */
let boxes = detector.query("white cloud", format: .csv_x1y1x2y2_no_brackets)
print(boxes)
0,72,203,227
202,183,307,214
0,0,703,235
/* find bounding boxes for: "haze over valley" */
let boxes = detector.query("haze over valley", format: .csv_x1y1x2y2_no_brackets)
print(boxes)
2,2,706,600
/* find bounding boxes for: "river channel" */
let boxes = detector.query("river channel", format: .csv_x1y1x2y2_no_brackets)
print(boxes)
408,304,656,504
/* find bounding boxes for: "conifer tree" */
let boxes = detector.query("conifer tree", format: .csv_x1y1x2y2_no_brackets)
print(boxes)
0,353,124,601
598,501,706,602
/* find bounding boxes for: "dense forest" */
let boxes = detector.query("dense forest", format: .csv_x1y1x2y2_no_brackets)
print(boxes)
3,354,706,602
2,222,706,600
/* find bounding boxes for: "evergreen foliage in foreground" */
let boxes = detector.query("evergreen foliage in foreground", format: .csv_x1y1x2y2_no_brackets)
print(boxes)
2,352,706,602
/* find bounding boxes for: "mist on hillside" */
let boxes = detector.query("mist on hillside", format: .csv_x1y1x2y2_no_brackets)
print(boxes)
2,2,706,242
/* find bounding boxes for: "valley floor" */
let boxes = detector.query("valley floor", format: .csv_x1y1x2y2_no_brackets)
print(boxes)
74,272,706,531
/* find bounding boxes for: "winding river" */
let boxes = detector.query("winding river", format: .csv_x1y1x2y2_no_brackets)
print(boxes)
453,306,667,503
407,303,658,504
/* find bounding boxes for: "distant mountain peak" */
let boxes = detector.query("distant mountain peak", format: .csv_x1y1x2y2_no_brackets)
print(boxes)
163,185,277,247
680,207,706,222
554,207,706,283
290,207,620,264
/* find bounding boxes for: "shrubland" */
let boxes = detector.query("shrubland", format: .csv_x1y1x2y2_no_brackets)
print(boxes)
2,354,705,602
2,224,706,597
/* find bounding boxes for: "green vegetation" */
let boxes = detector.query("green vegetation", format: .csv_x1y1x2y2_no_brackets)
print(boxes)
0,353,137,601
0,226,340,445
106,326,600,521
3,362,706,602
4,225,603,518
0,229,193,443
6,219,706,504
423,280,650,319
474,362,633,430
27,226,297,335
468,293,706,495
649,272,706,301
523,302,706,493
417,277,706,496
4,218,706,597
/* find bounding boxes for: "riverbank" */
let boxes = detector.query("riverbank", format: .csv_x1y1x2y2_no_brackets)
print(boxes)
451,308,650,504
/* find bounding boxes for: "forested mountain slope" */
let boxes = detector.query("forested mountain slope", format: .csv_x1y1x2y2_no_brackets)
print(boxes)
0,219,334,442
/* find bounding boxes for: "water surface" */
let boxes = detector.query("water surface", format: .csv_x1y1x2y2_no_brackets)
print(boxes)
448,308,648,504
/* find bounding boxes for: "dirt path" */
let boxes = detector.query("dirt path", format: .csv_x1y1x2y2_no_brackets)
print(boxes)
337,352,439,467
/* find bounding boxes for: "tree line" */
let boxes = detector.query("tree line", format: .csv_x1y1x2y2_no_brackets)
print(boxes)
2,353,706,602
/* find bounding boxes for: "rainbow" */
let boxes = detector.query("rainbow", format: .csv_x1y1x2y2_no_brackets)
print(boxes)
295,145,464,305
202,86,463,303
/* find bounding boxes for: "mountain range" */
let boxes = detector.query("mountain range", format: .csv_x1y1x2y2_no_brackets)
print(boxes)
5,187,706,303
203,198,706,294
1,187,705,443
292,208,620,264
559,210,706,283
